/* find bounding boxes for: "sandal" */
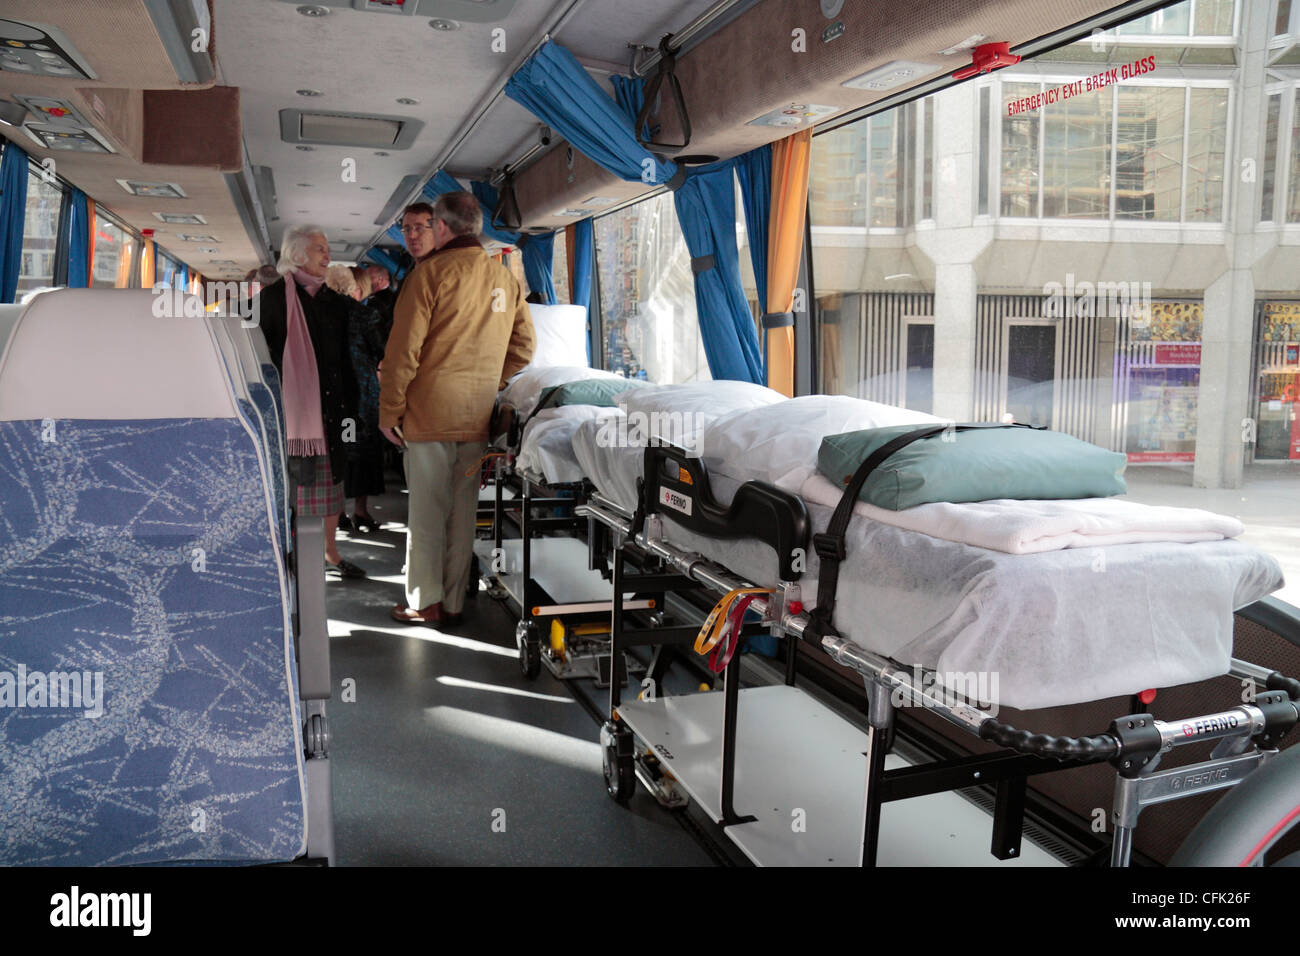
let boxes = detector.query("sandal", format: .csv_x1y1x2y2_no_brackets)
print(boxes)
352,513,384,533
326,558,367,579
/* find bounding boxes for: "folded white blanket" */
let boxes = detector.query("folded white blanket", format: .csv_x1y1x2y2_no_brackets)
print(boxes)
800,474,1243,555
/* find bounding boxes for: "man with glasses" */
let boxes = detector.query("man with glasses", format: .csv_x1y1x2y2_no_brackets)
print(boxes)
399,202,438,262
380,192,535,627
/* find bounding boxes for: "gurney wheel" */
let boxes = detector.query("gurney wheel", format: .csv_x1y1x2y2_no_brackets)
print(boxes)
600,721,635,806
516,621,541,680
1170,743,1300,866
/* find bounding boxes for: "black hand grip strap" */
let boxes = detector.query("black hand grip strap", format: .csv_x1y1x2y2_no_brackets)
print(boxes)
636,36,691,152
640,443,809,581
978,718,1119,763
805,422,1043,642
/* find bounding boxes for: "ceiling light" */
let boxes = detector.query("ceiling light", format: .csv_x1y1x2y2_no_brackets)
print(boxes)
397,97,419,105
843,60,935,92
153,212,207,224
296,4,330,15
360,185,375,190
178,234,218,242
429,19,459,31
297,182,313,187
296,145,315,151
119,179,187,198
374,151,390,157
297,89,323,97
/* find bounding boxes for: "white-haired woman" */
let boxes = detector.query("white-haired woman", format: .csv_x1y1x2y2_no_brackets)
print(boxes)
254,224,366,579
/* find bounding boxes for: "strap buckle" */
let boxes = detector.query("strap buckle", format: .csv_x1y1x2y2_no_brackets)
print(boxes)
812,532,845,562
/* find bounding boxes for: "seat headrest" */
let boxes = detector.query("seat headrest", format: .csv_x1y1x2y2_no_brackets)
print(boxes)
0,289,238,422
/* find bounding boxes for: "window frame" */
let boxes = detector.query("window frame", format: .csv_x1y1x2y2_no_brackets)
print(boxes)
981,72,1234,229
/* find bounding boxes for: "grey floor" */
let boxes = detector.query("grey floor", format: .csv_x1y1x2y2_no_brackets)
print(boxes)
321,479,716,866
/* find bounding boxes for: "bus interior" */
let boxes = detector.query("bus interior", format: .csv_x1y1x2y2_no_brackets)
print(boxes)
0,0,1299,887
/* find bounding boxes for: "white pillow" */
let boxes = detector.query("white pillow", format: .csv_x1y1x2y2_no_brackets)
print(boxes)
701,394,944,492
526,303,589,369
500,364,631,418
618,380,784,454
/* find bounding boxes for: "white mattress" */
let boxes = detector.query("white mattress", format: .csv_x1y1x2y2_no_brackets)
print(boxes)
571,419,1285,711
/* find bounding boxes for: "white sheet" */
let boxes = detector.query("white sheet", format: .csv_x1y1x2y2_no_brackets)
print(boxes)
800,475,1243,555
500,365,632,419
570,418,1285,711
518,405,621,484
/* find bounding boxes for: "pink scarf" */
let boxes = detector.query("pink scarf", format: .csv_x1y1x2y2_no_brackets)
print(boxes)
282,269,329,457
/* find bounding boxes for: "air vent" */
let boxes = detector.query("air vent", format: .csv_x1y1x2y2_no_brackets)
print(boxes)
177,234,218,242
154,212,207,225
280,109,424,149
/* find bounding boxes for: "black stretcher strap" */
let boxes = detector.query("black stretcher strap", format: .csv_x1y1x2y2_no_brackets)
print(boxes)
804,421,1044,643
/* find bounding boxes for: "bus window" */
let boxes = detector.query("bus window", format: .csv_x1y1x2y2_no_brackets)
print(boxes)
18,162,60,299
91,213,134,289
594,191,708,383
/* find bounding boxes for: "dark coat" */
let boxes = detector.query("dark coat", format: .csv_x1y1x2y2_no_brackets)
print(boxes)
255,276,359,481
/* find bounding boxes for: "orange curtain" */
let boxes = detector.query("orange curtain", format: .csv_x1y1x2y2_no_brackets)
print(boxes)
139,240,155,288
564,224,577,304
765,129,812,397
114,240,133,288
85,204,97,287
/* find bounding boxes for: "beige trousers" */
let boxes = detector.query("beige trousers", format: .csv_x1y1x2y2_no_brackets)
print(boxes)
403,440,486,614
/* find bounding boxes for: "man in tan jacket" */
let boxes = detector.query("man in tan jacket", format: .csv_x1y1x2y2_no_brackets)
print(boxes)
381,191,535,626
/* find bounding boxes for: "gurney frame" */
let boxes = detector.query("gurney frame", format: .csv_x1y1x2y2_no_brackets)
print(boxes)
578,443,1300,867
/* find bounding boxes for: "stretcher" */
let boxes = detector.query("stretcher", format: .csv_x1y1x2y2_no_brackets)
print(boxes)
571,406,1300,866
482,364,652,680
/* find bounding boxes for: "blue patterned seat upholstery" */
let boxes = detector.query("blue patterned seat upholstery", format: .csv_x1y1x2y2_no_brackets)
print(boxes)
0,290,307,865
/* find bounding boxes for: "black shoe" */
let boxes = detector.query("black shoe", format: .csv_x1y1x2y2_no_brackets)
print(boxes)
337,514,353,533
326,558,366,579
353,513,384,533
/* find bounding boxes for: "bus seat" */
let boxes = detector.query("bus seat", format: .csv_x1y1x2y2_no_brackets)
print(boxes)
0,289,322,865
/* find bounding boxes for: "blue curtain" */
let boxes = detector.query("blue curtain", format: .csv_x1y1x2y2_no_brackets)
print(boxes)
178,263,189,293
572,219,595,363
520,231,556,304
65,189,89,287
734,144,772,366
364,246,402,278
0,142,28,303
672,160,765,384
469,179,522,246
734,145,771,316
506,40,676,186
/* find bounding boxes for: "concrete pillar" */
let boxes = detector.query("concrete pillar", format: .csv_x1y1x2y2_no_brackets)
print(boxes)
1193,0,1271,488
919,83,990,422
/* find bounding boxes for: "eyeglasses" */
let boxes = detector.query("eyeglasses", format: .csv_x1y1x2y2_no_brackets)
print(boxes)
401,222,435,235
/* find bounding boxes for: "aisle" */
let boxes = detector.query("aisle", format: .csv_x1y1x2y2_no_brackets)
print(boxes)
321,486,715,866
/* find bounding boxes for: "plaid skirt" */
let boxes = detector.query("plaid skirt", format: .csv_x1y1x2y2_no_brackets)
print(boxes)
291,454,345,517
